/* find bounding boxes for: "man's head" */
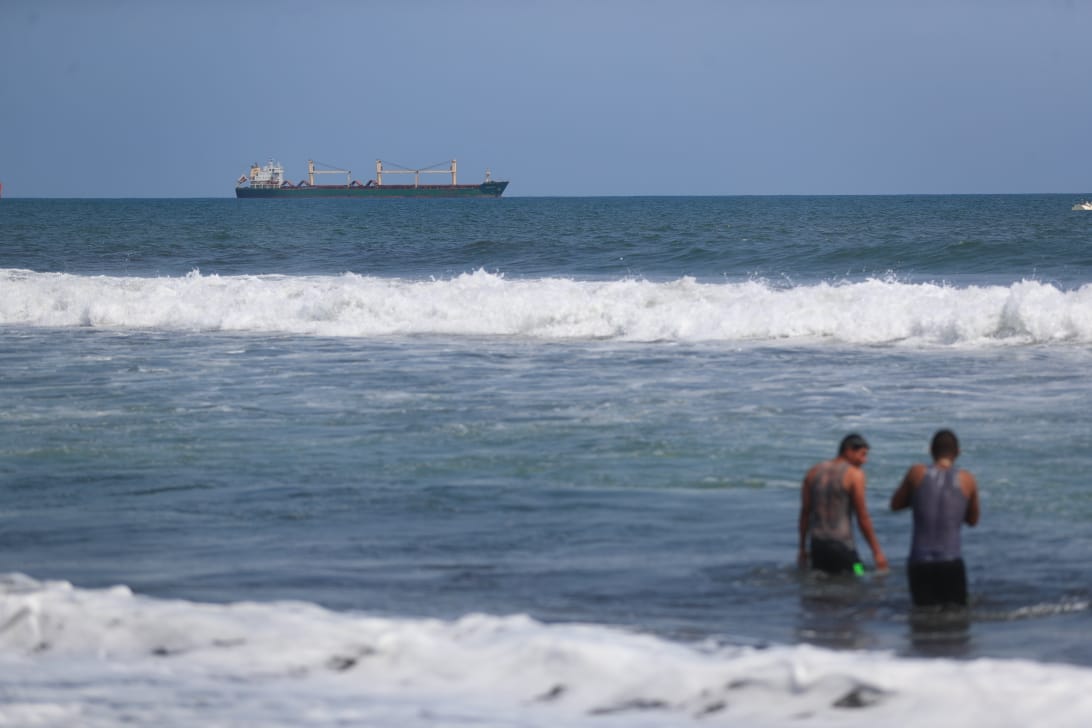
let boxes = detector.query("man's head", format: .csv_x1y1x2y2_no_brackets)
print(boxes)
930,429,960,460
838,433,870,465
839,433,869,455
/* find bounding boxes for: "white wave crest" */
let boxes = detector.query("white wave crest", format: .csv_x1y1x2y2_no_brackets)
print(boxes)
2,268,1091,345
1,574,1090,728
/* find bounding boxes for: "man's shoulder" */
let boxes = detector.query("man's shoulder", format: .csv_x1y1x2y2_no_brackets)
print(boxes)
958,468,978,489
895,463,928,492
907,462,928,479
844,463,866,487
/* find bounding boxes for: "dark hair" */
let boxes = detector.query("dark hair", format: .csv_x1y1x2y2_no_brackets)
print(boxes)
930,429,960,459
839,433,869,454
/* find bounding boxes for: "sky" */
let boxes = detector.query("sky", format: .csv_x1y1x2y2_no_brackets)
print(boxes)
2,0,1091,197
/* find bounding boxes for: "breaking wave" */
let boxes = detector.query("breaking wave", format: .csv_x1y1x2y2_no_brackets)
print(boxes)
3,268,1091,346
2,574,1091,728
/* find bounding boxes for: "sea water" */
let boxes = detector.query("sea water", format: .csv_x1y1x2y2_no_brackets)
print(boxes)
1,196,1090,726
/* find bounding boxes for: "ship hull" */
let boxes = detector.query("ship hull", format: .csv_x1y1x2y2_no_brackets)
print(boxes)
236,181,508,199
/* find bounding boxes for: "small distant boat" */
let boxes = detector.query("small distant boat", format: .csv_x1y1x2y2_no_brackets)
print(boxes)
1072,200,1092,211
236,158,508,199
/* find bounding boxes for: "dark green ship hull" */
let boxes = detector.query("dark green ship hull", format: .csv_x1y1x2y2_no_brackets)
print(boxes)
236,180,508,199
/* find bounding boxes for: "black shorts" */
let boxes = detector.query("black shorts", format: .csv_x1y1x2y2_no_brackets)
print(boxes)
908,558,967,607
810,538,862,575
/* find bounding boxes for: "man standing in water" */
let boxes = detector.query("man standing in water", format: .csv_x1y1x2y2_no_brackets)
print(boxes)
890,429,980,607
798,434,888,575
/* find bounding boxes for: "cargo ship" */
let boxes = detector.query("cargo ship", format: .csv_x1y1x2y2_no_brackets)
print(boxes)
235,159,508,198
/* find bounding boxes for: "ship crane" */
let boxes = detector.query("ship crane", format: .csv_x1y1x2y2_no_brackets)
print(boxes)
375,159,457,187
307,160,351,186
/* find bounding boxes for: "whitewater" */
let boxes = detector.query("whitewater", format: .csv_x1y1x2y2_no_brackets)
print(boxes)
3,268,1092,345
2,576,1090,728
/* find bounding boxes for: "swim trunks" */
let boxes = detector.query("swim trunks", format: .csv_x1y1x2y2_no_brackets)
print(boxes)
810,537,863,575
908,558,967,606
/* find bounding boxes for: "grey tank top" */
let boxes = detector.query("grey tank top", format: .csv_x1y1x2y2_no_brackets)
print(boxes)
910,465,966,562
808,460,855,548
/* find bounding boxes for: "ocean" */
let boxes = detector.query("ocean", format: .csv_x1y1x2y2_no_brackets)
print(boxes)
1,195,1090,726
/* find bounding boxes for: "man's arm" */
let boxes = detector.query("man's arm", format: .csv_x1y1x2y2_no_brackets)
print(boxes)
962,470,980,526
890,464,925,511
848,470,888,571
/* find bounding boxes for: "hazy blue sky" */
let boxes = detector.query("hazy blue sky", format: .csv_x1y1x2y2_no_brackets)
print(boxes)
2,1,1091,197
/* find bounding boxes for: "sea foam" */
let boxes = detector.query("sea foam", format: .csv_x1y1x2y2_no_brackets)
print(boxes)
1,575,1090,728
2,268,1091,346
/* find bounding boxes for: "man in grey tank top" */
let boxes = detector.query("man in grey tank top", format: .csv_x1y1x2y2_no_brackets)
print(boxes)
891,429,981,607
798,433,888,575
